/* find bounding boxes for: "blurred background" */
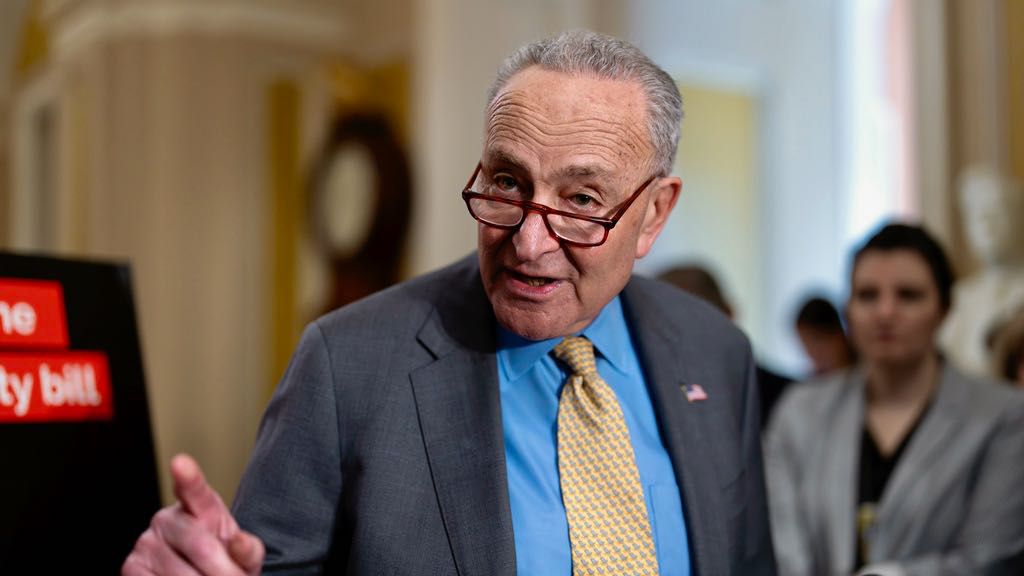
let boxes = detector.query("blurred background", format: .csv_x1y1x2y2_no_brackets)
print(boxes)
0,0,1020,504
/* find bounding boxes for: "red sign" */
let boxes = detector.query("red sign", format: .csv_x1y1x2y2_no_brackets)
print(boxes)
0,352,113,423
0,279,68,349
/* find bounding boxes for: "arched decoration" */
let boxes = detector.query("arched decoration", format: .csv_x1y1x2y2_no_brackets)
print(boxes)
307,113,412,313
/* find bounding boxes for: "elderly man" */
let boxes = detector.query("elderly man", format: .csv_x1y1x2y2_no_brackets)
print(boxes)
123,30,775,576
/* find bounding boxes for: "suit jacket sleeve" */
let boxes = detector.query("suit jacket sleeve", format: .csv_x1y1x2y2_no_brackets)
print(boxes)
231,322,341,574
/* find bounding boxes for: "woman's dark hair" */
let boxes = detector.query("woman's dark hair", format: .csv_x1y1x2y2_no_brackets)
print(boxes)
851,222,954,311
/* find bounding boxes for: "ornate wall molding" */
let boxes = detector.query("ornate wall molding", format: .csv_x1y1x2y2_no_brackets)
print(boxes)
46,0,347,62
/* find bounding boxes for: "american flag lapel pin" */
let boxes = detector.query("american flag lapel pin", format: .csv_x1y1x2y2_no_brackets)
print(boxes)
681,381,708,403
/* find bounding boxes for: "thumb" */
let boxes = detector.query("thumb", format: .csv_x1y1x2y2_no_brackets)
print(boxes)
228,530,266,575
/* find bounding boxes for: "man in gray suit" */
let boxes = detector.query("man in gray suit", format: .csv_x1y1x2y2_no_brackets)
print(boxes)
123,30,775,576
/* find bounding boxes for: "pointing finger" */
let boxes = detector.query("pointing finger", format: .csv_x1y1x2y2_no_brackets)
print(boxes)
171,454,230,526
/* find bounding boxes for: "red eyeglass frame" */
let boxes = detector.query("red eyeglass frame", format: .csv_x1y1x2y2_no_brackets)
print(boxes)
460,162,658,248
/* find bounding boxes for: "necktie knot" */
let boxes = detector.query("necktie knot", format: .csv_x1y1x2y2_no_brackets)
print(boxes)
553,336,599,377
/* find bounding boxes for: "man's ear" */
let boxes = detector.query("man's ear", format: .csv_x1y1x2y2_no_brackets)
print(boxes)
635,176,681,258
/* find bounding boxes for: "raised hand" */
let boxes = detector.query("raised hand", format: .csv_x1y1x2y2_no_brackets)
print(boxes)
122,454,265,576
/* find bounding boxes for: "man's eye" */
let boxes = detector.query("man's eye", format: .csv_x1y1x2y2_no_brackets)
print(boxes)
494,175,518,191
570,193,597,209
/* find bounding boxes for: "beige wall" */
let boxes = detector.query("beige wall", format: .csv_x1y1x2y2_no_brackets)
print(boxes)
946,0,1017,275
910,0,950,250
655,83,761,344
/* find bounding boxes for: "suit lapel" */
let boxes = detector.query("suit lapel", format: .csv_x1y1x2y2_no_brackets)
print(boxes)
409,266,516,576
821,372,862,574
871,363,961,559
622,282,730,576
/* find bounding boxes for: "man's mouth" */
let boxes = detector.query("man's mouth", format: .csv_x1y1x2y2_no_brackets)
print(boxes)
509,270,557,288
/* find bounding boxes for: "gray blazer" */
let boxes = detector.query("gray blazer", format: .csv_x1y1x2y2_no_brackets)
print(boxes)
232,255,775,575
766,363,1024,576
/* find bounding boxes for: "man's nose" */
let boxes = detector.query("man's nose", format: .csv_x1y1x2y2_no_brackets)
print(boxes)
512,211,560,261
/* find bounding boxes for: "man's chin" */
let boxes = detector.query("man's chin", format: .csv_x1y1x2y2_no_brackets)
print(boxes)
493,305,579,342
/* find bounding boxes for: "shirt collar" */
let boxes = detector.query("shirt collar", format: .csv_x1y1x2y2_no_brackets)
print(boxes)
497,295,632,381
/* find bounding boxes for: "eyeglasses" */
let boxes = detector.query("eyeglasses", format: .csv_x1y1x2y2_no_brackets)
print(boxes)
461,163,658,248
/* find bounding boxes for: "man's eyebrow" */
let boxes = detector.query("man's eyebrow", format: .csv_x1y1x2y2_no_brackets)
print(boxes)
483,152,615,182
485,150,528,172
556,164,614,181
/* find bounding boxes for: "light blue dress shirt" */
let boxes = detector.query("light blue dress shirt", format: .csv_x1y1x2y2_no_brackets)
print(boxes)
497,296,691,576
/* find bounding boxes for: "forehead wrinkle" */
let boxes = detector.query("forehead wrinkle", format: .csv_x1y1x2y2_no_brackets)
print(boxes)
489,100,646,149
489,116,634,151
486,106,650,174
486,144,615,183
486,128,625,178
485,120,547,163
489,90,649,145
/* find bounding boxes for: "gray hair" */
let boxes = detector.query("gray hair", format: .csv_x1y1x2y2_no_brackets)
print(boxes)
487,30,683,176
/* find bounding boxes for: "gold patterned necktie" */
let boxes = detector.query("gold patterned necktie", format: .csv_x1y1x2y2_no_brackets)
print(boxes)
553,336,660,576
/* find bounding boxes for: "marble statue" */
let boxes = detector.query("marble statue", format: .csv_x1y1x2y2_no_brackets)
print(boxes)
940,165,1024,377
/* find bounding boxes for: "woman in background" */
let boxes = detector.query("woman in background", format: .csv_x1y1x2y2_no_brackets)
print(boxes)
766,223,1024,576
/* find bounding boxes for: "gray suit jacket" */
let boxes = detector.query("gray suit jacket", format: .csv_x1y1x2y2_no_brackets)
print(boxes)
766,363,1024,576
232,255,775,575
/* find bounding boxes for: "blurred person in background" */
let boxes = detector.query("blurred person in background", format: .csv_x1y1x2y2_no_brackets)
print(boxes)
793,295,855,377
990,306,1024,387
659,263,793,428
766,222,1024,576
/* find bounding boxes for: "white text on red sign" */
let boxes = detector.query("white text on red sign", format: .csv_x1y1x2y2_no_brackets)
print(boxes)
0,279,68,348
0,352,113,423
